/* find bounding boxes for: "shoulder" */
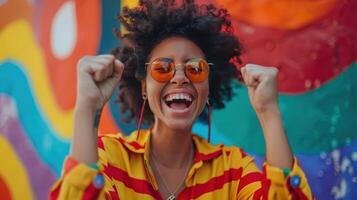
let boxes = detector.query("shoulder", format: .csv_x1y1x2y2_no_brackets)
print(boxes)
98,129,146,150
97,133,124,151
221,144,255,168
97,133,126,163
97,130,149,162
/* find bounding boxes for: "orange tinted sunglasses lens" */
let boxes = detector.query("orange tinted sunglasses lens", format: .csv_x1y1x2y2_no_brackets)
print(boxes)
185,59,209,82
148,58,210,82
150,58,175,82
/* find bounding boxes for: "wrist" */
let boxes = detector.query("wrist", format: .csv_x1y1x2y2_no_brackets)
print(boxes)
75,102,103,130
255,103,280,116
256,103,283,132
75,98,103,114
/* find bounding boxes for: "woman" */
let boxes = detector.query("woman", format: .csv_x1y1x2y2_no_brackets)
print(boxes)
50,0,313,199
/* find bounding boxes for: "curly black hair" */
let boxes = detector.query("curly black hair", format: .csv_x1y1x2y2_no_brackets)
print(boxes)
112,0,243,124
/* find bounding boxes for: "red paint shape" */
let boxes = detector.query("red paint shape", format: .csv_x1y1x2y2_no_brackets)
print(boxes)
197,0,356,93
216,0,338,30
233,0,357,93
98,104,121,135
39,0,101,110
0,175,12,200
0,0,31,29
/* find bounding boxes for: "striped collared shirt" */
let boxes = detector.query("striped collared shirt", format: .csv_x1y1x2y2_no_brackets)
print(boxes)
50,129,313,199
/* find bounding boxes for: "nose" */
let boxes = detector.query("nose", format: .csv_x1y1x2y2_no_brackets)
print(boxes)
170,64,189,85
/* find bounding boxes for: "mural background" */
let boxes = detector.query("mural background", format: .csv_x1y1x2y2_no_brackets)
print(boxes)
0,0,356,199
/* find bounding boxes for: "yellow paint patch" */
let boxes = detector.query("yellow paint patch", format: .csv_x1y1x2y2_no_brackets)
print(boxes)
120,0,139,35
0,20,73,139
122,0,139,8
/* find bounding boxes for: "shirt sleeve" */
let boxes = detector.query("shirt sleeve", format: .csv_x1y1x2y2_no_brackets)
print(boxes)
49,136,114,200
262,157,314,200
49,157,106,200
236,153,314,200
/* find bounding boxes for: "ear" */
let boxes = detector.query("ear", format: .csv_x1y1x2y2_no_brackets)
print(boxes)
141,79,147,97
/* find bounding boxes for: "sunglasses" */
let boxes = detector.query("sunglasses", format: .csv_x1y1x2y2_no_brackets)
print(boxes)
145,57,213,83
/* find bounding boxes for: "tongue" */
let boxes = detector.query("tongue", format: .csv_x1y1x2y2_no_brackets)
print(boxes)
170,102,187,110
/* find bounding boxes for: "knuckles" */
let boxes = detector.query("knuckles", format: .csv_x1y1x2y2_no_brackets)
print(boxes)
244,64,279,78
77,56,91,72
75,55,125,82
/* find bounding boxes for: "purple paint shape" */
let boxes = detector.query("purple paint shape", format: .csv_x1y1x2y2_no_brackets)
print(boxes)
0,95,56,200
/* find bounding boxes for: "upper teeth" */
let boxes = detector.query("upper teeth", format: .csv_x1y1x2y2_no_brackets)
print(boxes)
165,93,192,102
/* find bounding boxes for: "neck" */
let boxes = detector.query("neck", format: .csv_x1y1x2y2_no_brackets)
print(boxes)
151,122,194,168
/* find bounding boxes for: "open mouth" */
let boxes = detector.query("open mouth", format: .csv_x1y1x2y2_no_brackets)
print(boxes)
164,93,193,110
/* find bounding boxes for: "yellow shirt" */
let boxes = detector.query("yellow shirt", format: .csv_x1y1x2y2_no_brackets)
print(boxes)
50,129,314,199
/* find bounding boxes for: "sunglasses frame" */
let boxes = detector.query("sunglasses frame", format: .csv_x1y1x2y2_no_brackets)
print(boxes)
145,57,214,83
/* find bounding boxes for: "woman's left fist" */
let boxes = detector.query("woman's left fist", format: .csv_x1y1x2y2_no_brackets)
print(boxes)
241,64,279,113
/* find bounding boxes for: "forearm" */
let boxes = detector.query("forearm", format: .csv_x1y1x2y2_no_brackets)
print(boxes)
70,103,100,164
256,104,293,169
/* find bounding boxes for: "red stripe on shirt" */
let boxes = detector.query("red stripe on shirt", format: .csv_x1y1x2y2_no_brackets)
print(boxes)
287,176,309,200
63,157,80,176
252,187,263,200
49,181,61,200
178,167,243,199
82,179,102,200
237,172,264,192
106,184,120,200
239,148,248,158
261,166,271,200
118,137,145,150
195,150,222,162
103,164,162,199
98,136,105,150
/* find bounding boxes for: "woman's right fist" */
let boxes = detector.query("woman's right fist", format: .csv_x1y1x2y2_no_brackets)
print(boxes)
76,54,124,111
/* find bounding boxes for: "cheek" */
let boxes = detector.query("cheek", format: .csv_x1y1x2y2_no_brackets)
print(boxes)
196,82,209,108
199,81,209,98
146,92,159,117
146,81,164,113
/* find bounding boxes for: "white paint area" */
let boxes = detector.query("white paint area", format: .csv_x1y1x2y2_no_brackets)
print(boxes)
352,152,357,161
0,96,18,130
331,179,347,199
51,1,77,59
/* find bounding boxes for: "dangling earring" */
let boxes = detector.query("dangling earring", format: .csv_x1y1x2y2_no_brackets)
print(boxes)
137,94,147,140
207,99,211,143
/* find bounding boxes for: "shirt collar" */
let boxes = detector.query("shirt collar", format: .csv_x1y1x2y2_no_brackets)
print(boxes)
192,134,223,162
118,129,149,154
119,129,223,162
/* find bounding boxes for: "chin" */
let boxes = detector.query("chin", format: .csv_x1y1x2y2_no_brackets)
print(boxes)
164,118,194,132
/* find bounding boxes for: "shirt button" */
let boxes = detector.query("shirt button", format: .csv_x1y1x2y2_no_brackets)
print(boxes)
290,175,301,188
93,174,105,189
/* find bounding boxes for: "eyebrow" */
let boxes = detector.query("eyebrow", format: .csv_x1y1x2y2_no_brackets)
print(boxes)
149,57,204,62
147,57,209,65
184,57,205,62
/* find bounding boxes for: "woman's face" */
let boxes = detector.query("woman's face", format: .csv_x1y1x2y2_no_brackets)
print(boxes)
142,37,209,131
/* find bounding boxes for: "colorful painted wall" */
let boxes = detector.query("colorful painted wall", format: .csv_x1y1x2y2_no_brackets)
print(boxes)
0,0,356,199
